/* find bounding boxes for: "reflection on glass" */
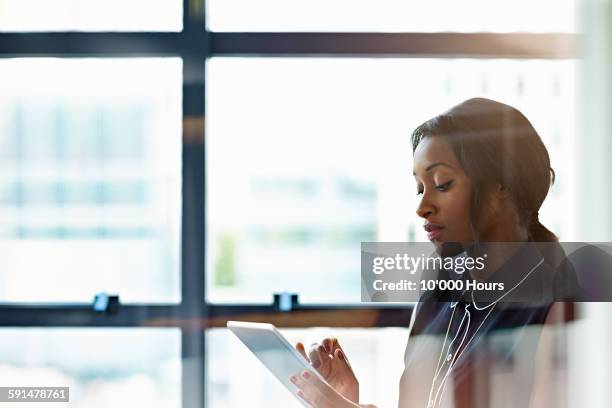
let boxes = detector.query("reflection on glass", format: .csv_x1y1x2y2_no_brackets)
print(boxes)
206,58,576,303
0,58,182,302
207,327,409,408
0,328,180,408
0,0,182,32
207,0,574,33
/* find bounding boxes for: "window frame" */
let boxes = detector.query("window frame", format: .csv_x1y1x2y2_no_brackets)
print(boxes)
0,1,576,407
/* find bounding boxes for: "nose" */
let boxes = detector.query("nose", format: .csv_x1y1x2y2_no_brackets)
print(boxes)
416,192,436,219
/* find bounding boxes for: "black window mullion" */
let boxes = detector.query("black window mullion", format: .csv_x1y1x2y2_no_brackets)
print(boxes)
208,32,576,58
0,305,183,326
181,124,206,408
0,304,412,328
0,32,575,58
181,0,208,405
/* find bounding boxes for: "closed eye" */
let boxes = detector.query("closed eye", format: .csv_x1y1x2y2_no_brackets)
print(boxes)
435,180,454,192
416,180,453,195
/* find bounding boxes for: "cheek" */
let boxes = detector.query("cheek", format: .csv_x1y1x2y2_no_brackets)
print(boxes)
442,189,473,238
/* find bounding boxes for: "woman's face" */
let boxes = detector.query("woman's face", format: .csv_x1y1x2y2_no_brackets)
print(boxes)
413,136,474,247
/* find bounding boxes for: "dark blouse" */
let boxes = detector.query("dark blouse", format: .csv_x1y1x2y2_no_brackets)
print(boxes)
399,242,584,408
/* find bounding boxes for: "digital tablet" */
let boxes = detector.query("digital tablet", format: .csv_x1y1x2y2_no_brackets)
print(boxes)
227,321,329,406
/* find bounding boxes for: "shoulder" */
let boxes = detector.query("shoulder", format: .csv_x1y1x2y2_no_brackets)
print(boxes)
563,243,612,301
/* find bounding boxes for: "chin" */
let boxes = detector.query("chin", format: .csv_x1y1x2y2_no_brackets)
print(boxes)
433,241,467,257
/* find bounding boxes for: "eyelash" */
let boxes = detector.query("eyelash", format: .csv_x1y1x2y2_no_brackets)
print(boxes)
416,180,454,195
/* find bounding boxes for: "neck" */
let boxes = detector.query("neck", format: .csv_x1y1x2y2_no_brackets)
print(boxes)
468,213,528,281
468,242,526,281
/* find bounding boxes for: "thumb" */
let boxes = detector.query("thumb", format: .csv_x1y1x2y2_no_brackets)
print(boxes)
296,342,310,362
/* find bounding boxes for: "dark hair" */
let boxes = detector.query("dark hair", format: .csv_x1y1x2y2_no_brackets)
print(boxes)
411,97,557,242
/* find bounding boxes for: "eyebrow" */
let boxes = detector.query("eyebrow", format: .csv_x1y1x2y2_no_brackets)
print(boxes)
412,161,454,175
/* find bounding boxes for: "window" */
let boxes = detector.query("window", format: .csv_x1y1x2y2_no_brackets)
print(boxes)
0,2,577,408
206,57,576,303
0,58,182,303
0,0,182,31
0,329,180,407
207,0,575,32
208,327,408,407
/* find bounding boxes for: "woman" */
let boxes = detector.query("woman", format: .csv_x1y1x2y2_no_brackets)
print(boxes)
289,97,582,408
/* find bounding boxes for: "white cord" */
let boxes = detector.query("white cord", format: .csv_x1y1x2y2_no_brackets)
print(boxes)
425,256,545,407
471,257,544,310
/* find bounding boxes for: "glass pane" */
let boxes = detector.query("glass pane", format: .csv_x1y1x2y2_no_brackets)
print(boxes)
207,327,409,407
206,58,576,304
207,0,575,33
0,0,182,32
0,328,181,408
210,316,605,407
0,58,182,303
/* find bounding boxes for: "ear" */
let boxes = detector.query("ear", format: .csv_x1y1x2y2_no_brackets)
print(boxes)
494,182,512,199
486,183,510,215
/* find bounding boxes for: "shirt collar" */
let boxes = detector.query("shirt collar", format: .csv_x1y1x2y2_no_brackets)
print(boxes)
454,242,549,310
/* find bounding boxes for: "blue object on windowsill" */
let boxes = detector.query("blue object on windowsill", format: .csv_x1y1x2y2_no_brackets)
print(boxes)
93,293,120,314
273,292,298,312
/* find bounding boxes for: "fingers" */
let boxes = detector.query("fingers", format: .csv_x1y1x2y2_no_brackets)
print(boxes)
296,342,310,363
321,337,342,355
322,337,351,366
290,370,351,408
308,342,330,373
290,371,318,406
321,337,353,373
302,337,353,381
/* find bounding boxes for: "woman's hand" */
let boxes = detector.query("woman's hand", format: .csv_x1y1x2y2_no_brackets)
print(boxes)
295,337,359,404
290,369,367,408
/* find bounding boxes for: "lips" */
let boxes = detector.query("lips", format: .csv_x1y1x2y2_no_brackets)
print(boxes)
427,229,443,241
424,223,444,241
